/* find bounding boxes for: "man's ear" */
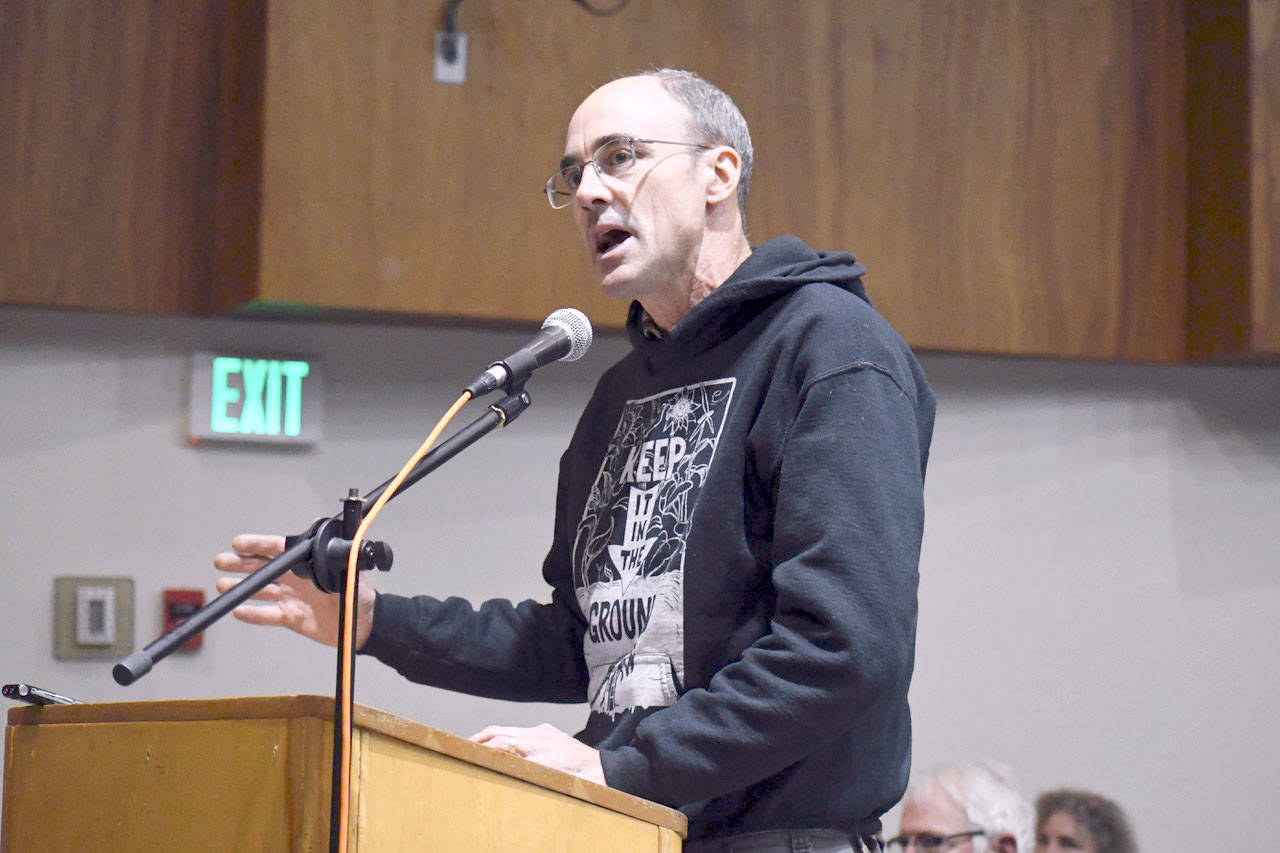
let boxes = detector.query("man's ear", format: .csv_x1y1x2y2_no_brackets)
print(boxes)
991,833,1019,853
703,146,742,207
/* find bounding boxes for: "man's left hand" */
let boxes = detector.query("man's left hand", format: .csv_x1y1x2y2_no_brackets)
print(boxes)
470,723,605,785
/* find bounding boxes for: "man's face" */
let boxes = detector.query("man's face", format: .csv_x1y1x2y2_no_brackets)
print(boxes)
896,787,986,851
560,76,711,304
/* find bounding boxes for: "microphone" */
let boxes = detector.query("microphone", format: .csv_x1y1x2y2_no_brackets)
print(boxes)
465,308,593,396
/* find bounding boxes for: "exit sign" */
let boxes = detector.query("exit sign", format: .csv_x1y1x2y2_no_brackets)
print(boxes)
189,352,323,445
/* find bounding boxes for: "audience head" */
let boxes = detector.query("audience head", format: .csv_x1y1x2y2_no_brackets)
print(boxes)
1034,789,1135,853
891,761,1034,852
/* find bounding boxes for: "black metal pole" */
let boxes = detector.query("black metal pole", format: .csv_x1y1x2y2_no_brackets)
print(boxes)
112,537,314,685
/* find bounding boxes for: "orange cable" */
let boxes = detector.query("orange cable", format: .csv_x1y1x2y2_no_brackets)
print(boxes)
335,390,473,852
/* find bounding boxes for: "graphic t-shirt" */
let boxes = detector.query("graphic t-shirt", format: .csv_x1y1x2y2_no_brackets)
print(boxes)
573,379,736,716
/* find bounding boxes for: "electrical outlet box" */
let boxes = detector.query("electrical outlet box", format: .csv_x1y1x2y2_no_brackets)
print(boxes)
433,31,467,85
54,576,134,661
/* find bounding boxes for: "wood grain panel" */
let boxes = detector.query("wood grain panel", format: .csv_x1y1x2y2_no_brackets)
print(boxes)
821,1,1186,359
1186,0,1280,360
5,694,685,836
353,702,685,832
1250,0,1280,355
253,0,1188,360
3,718,298,849
356,729,672,850
4,697,684,851
254,0,692,325
0,2,232,314
1187,0,1252,358
209,0,269,314
10,2,1260,362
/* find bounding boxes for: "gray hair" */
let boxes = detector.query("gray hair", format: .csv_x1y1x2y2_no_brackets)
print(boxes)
904,761,1035,852
1035,789,1136,853
639,68,754,221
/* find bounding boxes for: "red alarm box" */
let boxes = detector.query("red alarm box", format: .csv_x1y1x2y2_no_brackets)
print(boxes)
163,588,206,650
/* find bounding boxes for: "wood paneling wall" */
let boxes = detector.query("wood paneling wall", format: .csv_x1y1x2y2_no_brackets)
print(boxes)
1185,0,1280,360
1251,1,1280,356
819,3,1186,359
250,1,1189,361
0,2,249,314
1,1,1275,361
1187,1,1251,359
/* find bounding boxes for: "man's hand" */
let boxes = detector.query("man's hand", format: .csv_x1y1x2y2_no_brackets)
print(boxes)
470,723,605,785
214,533,376,650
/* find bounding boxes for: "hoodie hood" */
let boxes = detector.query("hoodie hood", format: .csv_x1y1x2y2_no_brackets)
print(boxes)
626,236,869,356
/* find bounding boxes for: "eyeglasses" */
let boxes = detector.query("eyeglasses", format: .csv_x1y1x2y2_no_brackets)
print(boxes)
884,830,987,851
544,137,713,209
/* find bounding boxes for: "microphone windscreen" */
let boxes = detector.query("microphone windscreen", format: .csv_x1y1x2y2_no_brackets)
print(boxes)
543,308,593,362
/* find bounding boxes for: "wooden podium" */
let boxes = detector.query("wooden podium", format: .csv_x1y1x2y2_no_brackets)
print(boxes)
2,695,686,851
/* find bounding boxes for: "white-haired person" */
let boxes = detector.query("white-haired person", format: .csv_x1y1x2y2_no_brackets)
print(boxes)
887,761,1034,852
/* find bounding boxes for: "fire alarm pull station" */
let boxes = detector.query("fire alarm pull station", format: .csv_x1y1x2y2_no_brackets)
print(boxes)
163,589,206,650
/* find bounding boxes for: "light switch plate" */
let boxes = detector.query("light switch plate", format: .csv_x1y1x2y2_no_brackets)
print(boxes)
75,584,116,645
54,576,134,661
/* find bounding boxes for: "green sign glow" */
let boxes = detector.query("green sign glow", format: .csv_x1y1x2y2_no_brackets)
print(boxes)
210,357,311,436
189,352,322,445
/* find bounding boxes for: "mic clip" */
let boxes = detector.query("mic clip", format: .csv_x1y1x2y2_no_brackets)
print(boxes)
287,492,394,594
489,389,532,429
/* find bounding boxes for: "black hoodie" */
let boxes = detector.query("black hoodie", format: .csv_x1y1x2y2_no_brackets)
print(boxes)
362,236,936,841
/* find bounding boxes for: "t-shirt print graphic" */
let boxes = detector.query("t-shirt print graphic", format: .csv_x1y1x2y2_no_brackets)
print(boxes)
573,378,736,716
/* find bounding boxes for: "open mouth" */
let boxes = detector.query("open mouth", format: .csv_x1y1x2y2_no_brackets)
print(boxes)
596,228,632,257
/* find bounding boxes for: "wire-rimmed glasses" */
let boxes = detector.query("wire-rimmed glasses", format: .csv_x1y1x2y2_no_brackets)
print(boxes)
884,830,987,851
544,136,712,209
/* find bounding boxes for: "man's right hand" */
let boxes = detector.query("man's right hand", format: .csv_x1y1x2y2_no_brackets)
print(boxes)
214,533,376,650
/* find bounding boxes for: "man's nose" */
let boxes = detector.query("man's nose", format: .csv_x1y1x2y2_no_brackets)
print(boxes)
575,162,611,206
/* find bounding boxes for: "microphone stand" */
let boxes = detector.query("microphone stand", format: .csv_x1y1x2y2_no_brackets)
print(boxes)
113,388,532,851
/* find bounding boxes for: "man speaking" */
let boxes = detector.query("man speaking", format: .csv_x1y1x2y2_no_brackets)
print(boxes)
218,69,935,853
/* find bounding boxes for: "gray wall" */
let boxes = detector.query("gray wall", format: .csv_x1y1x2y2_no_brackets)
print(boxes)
2,306,1277,849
